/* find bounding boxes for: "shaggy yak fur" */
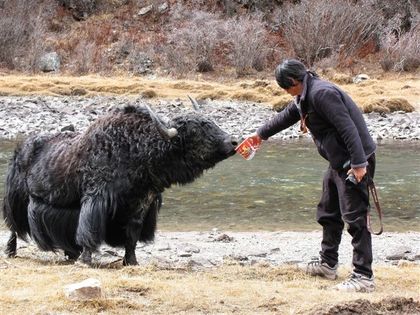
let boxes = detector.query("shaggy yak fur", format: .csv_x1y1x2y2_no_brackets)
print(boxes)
3,105,237,265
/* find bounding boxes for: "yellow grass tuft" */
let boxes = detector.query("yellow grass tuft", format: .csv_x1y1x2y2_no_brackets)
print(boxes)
362,98,415,113
271,95,293,112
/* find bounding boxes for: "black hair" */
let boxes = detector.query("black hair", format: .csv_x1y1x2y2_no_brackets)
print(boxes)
275,59,317,89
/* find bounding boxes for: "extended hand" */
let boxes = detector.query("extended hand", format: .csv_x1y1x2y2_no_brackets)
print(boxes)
246,133,262,148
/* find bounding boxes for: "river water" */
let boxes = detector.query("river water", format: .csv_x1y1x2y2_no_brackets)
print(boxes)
0,139,419,232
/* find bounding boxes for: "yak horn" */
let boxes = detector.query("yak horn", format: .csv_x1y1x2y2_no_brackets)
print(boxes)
145,105,178,140
188,95,200,111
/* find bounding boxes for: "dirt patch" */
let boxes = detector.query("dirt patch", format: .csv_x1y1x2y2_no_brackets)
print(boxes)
310,297,420,315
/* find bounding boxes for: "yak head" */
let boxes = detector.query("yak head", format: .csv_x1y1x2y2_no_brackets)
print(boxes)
146,105,238,181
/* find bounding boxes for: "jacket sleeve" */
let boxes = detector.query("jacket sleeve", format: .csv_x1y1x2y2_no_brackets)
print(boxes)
256,102,300,140
313,88,367,167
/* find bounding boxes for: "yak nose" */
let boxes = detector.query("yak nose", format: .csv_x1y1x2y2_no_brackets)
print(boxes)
230,137,239,147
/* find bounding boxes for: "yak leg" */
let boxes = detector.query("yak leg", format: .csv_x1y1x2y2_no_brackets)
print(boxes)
123,194,162,266
5,231,17,257
123,212,142,266
76,196,108,264
79,248,93,265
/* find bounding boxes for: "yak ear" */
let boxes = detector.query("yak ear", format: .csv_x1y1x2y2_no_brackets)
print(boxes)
145,105,178,140
187,95,200,111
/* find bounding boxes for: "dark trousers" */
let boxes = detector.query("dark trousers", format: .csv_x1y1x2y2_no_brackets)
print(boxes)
317,154,376,277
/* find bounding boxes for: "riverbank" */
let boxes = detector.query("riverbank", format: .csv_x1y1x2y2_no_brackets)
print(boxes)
2,230,419,268
1,95,420,141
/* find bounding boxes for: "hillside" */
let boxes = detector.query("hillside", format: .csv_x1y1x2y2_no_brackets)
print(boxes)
0,0,419,78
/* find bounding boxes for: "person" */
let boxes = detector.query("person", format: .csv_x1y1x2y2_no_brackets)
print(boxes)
248,59,377,292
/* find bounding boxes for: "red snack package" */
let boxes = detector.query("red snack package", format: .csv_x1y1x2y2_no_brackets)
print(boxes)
235,136,261,160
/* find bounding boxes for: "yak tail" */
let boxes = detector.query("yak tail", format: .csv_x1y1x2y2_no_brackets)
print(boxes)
2,146,30,241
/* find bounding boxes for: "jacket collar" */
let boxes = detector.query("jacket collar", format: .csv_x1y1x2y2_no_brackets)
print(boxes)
295,73,314,116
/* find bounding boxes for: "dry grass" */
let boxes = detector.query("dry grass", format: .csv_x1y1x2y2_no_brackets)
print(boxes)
0,256,419,315
0,73,418,111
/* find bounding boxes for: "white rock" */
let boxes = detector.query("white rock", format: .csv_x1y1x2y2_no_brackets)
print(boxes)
353,74,370,84
138,5,153,16
64,278,102,300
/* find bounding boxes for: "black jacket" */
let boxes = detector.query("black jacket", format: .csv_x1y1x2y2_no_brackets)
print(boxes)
257,74,376,170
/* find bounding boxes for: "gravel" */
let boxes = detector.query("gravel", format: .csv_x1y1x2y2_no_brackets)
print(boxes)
0,230,419,269
1,95,420,141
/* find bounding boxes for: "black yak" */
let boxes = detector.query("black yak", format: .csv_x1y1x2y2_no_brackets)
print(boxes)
3,104,237,265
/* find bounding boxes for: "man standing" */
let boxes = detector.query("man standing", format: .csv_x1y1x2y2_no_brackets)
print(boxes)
249,59,377,292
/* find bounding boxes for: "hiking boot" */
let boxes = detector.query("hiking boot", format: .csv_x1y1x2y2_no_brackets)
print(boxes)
298,259,338,280
333,272,375,292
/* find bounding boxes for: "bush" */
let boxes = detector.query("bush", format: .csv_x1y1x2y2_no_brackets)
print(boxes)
225,14,269,77
0,0,54,70
164,10,224,75
280,0,383,66
163,9,271,76
379,19,420,72
57,0,96,20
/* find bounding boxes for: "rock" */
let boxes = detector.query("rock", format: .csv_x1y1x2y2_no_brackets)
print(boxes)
178,243,200,254
353,74,370,84
39,52,60,72
157,2,168,13
64,278,102,300
187,258,215,269
130,52,154,75
249,251,267,258
138,4,153,16
61,124,75,132
214,233,234,242
157,244,171,251
179,252,192,257
386,246,412,260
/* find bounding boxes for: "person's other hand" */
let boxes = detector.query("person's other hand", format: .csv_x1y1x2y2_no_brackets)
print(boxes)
347,166,367,183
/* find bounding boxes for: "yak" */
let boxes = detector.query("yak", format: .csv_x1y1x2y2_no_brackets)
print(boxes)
3,104,237,265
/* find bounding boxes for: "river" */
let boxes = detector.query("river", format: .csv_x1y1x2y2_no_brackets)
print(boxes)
0,139,419,232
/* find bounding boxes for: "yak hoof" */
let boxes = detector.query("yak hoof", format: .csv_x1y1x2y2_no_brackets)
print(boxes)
5,232,17,257
123,256,138,266
79,248,93,265
5,248,17,258
65,251,80,261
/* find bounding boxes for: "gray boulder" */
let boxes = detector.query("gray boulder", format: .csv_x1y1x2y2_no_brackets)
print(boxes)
39,52,60,72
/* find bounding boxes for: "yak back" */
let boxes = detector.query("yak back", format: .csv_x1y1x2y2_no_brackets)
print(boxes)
74,105,230,194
